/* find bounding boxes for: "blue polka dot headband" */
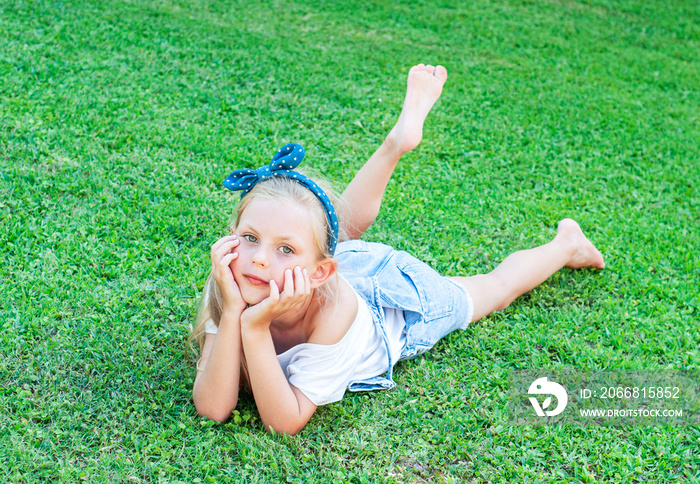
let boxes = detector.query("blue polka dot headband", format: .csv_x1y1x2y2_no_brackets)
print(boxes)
223,143,339,255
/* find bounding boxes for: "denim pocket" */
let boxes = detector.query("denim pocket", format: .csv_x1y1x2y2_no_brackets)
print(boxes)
395,256,454,322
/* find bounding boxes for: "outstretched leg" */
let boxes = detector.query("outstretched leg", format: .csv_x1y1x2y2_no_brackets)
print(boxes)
450,219,605,323
342,64,448,240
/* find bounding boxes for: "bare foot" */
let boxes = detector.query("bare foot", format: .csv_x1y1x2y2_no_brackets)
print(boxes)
386,64,448,156
556,218,605,269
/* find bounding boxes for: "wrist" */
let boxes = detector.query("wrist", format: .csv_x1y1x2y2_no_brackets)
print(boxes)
219,308,244,327
222,297,247,314
240,314,271,333
240,320,272,350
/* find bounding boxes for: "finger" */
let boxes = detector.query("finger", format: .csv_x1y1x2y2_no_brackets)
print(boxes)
211,234,237,251
282,269,294,298
269,279,280,303
211,253,239,295
218,234,239,248
293,266,308,296
219,252,238,266
218,236,240,252
216,252,239,276
211,244,238,276
302,268,311,295
212,237,240,260
220,239,241,259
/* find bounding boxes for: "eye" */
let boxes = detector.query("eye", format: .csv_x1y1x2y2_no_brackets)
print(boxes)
243,234,258,243
279,245,294,255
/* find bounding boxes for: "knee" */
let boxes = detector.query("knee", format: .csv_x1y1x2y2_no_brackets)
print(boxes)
453,273,519,322
486,273,518,312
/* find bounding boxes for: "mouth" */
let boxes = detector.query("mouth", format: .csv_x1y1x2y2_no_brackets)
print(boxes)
243,274,269,286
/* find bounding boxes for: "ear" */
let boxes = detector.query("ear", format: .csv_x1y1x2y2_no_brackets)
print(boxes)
309,257,338,289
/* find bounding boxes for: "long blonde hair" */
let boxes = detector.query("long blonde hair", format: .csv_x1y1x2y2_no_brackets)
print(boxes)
187,172,348,358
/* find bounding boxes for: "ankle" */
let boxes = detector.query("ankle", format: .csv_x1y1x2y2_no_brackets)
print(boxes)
382,129,406,159
552,232,577,259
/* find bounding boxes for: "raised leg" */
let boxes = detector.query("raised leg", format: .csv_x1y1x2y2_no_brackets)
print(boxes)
450,219,605,322
341,64,448,240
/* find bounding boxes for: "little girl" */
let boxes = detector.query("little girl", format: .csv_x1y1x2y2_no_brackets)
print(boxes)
190,64,605,435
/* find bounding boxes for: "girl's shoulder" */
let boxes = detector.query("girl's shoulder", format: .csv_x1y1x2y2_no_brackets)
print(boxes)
306,275,358,346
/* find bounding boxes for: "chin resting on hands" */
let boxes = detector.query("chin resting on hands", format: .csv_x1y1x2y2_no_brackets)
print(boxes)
240,266,311,330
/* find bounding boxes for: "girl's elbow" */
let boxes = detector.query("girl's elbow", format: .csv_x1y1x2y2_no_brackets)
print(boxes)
196,404,236,423
193,394,237,423
262,417,307,436
264,424,302,436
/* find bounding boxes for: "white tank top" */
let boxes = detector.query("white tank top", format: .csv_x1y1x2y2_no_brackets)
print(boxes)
204,282,407,405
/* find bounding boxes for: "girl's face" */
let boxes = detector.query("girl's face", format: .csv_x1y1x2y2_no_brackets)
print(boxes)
232,197,324,305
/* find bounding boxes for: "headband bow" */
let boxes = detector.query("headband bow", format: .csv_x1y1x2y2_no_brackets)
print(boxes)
223,143,339,255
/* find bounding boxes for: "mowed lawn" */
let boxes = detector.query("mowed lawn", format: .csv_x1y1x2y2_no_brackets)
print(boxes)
1,0,698,482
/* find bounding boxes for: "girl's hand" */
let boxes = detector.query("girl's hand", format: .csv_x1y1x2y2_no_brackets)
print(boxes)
240,266,310,331
210,235,247,314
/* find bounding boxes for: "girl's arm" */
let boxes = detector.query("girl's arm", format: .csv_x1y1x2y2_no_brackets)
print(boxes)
239,267,319,435
241,325,318,435
192,235,248,421
192,310,243,422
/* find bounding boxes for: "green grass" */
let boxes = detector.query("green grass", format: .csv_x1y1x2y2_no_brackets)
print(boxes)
2,0,699,481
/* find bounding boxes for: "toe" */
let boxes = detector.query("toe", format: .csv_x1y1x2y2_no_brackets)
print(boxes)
434,65,448,82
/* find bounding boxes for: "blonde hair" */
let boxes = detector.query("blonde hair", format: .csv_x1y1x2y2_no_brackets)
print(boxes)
187,172,348,359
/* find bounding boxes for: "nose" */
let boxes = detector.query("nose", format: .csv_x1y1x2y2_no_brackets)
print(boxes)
251,245,270,268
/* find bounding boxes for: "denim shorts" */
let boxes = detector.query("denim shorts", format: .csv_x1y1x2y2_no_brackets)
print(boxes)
335,240,474,392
